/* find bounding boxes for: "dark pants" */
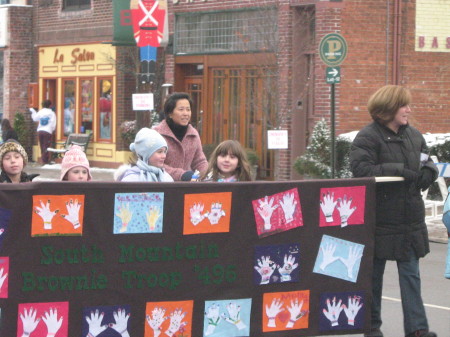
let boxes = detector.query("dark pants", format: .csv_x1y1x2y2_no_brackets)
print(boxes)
38,131,53,164
371,254,429,336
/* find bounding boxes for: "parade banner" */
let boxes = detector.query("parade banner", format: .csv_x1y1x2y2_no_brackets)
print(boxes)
0,178,375,336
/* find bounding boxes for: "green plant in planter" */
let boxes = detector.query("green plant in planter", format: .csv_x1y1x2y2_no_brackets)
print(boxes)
13,112,27,145
245,148,259,166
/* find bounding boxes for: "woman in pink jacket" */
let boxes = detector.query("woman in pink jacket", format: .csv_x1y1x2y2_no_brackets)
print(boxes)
153,92,208,181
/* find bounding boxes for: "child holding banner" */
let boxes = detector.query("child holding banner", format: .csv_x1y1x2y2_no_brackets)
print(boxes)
115,128,173,182
200,140,252,182
60,145,92,182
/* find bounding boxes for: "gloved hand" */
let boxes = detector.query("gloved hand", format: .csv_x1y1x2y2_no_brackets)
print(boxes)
417,167,435,191
403,168,418,182
181,171,194,181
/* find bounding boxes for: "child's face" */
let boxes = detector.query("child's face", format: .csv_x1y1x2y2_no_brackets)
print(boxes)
148,147,167,168
66,166,89,181
2,151,24,176
217,152,239,178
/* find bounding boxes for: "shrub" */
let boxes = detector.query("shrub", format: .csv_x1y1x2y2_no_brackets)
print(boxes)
120,120,137,146
293,118,351,179
13,112,27,145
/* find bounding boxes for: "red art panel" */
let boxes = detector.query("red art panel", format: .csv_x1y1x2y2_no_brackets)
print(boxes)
319,186,366,227
253,188,303,237
17,302,69,337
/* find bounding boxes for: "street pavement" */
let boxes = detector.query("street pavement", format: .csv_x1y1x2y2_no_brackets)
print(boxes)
20,162,450,336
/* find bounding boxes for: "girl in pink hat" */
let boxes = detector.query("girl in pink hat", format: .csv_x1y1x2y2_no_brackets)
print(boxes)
60,145,92,181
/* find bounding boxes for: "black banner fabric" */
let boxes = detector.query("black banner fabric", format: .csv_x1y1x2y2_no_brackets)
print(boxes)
0,178,376,337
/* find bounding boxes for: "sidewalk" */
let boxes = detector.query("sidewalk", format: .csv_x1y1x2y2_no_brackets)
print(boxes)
24,162,449,243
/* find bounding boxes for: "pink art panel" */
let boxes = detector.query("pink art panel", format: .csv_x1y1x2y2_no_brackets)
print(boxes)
319,186,366,227
253,188,303,237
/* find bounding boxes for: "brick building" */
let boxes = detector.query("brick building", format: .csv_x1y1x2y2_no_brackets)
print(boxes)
1,0,449,179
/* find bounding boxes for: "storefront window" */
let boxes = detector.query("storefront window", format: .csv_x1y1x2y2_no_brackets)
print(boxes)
98,79,112,140
80,79,93,134
63,79,76,137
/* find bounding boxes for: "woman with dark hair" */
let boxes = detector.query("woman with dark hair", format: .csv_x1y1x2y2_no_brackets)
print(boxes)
153,92,208,181
350,85,438,337
1,119,18,142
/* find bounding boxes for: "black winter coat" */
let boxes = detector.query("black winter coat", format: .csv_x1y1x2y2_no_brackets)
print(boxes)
350,122,438,261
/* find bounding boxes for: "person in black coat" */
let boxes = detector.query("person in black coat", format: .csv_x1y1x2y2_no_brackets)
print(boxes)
350,85,438,337
1,118,18,142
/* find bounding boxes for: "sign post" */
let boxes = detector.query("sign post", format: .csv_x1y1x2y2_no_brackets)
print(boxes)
319,33,348,178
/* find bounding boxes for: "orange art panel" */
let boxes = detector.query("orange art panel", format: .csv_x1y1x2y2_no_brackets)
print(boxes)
31,195,85,236
183,192,232,235
262,290,310,332
144,300,194,337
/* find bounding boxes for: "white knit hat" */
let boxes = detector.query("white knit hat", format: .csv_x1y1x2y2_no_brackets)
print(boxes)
60,145,92,181
130,128,167,164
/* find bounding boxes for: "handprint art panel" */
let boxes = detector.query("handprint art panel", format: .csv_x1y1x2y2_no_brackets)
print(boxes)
252,188,303,238
32,195,85,237
319,291,365,331
183,192,232,235
17,301,68,337
253,244,300,285
113,193,165,234
82,305,131,337
0,257,9,298
262,290,310,332
203,298,252,337
319,186,366,227
313,235,365,283
144,300,193,337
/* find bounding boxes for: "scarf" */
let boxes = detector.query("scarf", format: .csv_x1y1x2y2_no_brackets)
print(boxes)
166,118,188,142
135,159,172,182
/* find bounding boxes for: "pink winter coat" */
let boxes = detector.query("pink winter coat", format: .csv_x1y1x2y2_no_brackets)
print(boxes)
153,120,208,181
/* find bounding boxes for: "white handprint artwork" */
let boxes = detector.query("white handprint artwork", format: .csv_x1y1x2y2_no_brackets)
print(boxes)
165,309,187,337
343,296,363,326
206,203,226,225
339,246,363,280
190,203,208,226
320,192,337,223
257,196,279,230
323,297,344,327
254,256,277,285
204,304,220,336
278,254,299,282
265,298,284,328
62,199,82,229
280,192,297,223
221,302,247,330
286,299,305,328
146,307,167,337
34,200,59,230
337,195,356,227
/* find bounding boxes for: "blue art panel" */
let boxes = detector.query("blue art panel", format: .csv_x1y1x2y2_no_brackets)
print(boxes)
113,193,164,234
319,291,365,331
313,235,364,283
82,305,131,337
0,207,11,249
253,243,300,285
203,298,252,337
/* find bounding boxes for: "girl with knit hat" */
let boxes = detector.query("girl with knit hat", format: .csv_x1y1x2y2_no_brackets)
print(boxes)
115,128,173,182
0,140,35,183
60,145,92,181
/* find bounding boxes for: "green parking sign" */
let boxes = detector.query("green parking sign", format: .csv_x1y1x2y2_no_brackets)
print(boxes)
319,33,348,66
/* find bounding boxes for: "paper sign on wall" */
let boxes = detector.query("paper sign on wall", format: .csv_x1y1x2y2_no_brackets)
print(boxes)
132,93,154,111
268,130,288,149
